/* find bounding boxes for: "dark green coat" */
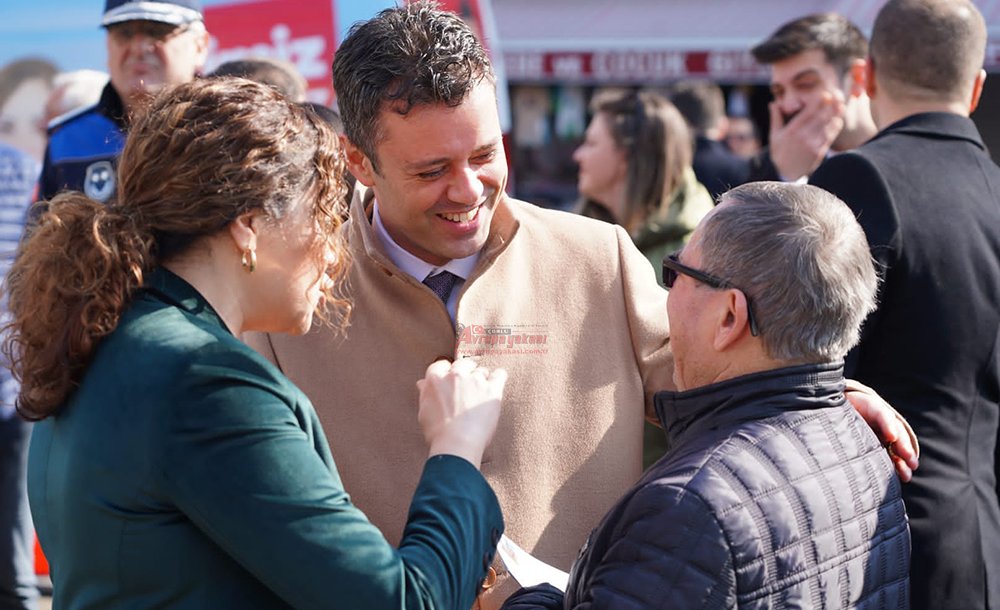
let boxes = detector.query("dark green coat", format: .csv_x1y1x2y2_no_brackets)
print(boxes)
28,269,502,609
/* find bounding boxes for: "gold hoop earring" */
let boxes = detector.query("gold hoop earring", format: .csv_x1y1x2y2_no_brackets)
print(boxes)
241,248,257,273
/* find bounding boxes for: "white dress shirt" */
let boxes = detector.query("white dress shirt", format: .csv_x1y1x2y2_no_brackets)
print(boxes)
372,200,479,323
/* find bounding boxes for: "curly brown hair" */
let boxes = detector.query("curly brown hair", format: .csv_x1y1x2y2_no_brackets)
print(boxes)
3,77,351,420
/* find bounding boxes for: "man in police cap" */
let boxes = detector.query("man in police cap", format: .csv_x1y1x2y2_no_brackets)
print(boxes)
37,0,209,203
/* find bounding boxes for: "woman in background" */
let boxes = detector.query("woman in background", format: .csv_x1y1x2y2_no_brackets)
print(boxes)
0,58,57,163
574,88,714,466
5,77,505,610
574,89,714,284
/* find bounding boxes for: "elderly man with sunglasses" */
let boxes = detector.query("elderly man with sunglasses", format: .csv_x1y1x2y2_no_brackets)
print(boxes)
37,0,208,204
503,181,911,610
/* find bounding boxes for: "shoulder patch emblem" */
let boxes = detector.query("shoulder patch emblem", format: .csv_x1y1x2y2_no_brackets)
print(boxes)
84,160,115,202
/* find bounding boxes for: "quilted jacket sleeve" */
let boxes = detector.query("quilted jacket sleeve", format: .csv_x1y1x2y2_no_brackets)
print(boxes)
570,484,736,610
501,584,565,609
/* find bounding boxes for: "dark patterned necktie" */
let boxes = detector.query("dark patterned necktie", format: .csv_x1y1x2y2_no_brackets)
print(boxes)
423,271,460,304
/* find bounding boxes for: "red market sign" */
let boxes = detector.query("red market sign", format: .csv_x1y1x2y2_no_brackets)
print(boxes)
201,0,504,112
504,49,769,84
204,0,338,105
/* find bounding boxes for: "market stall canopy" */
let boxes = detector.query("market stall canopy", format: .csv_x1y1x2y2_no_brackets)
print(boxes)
493,0,1000,84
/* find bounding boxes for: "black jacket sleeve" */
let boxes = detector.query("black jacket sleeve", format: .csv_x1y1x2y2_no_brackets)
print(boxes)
501,584,565,610
809,151,900,376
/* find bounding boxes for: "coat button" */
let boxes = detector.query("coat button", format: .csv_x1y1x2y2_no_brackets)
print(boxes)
481,567,497,589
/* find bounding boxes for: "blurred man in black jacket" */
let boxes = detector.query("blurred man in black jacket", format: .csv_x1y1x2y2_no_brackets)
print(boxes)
670,81,749,201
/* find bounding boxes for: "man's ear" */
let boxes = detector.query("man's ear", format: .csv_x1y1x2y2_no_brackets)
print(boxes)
716,115,731,140
864,56,878,100
848,58,867,98
341,135,377,187
712,289,751,352
969,68,987,114
192,29,210,71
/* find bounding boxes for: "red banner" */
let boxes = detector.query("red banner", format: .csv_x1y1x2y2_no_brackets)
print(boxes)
204,0,337,105
504,49,769,84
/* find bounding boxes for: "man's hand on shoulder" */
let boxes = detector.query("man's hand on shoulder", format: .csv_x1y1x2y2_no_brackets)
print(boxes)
845,379,920,482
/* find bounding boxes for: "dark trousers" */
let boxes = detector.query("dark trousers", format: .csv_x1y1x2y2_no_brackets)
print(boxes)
0,414,36,610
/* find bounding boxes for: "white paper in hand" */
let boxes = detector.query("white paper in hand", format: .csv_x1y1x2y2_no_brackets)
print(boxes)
496,534,569,593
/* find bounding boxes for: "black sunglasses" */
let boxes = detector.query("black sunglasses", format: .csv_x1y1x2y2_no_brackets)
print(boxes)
662,252,760,337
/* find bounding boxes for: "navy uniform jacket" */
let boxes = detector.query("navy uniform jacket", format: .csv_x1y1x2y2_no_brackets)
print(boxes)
810,112,1000,610
38,83,126,203
28,269,502,609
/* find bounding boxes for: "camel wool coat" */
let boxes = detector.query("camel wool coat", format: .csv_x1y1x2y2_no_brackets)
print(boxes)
246,188,673,609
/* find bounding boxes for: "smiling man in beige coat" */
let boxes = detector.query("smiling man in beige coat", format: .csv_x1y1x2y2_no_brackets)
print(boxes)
246,5,667,607
245,4,916,609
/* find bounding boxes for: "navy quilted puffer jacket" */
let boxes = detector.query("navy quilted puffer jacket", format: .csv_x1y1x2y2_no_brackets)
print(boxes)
503,363,910,609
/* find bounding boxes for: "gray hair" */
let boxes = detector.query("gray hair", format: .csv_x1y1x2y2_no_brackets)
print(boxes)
699,181,878,363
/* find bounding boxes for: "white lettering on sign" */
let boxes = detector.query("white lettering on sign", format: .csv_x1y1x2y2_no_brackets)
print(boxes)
592,51,686,80
504,52,545,80
207,24,327,80
503,49,771,82
706,51,761,76
551,54,584,79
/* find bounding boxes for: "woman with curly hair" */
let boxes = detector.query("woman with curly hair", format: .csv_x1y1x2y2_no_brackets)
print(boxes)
5,77,506,610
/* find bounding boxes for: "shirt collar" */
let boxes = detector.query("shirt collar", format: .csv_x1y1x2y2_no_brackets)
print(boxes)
372,199,479,282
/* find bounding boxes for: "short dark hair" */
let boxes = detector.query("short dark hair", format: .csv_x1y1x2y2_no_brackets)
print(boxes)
751,13,868,77
870,0,986,103
669,81,725,135
301,101,344,135
209,58,307,102
332,0,494,173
